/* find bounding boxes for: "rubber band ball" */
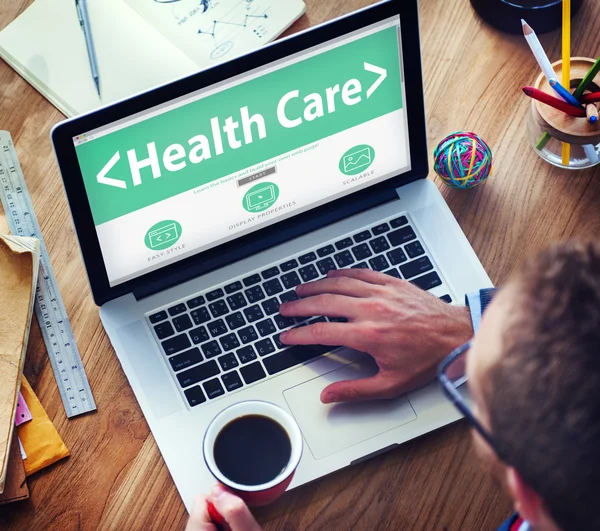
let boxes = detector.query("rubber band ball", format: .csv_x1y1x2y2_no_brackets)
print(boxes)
433,132,493,189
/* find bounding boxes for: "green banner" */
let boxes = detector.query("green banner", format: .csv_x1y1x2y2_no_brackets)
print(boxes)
76,25,403,225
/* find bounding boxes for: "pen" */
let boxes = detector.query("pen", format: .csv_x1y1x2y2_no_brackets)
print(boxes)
75,0,101,98
207,502,230,531
522,86,586,117
549,78,582,108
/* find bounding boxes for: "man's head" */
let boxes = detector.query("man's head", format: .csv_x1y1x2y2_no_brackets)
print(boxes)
467,241,600,531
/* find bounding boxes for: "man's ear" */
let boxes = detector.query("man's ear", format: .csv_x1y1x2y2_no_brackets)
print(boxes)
505,467,544,524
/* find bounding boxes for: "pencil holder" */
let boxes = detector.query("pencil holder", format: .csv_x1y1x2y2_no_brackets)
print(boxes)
527,57,600,169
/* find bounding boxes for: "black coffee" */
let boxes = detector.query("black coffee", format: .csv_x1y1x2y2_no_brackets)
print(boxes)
213,414,291,486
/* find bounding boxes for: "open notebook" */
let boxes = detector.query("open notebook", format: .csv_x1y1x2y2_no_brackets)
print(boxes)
0,0,305,117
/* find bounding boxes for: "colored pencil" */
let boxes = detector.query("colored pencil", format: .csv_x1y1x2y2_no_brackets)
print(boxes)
536,133,551,151
562,2,571,93
549,79,581,108
561,0,571,165
521,19,557,151
580,92,600,104
583,144,599,164
521,20,557,83
522,86,586,117
586,103,599,124
573,57,600,100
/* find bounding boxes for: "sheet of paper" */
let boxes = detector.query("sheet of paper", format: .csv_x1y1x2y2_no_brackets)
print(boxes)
18,438,26,460
124,0,305,67
0,0,198,116
14,392,32,427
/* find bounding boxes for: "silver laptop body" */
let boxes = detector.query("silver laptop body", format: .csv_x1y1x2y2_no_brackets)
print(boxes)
52,0,491,511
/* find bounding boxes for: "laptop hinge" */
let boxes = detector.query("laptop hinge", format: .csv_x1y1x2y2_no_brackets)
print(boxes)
132,249,232,302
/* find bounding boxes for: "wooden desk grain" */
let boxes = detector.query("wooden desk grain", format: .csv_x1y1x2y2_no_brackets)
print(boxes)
1,0,599,529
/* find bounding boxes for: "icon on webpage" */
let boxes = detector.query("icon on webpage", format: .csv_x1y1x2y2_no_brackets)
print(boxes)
343,147,372,173
246,184,276,211
339,144,376,176
149,223,178,248
243,182,280,213
144,220,182,251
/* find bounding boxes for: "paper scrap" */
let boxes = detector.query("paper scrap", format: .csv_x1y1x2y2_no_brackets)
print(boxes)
15,392,32,426
18,438,26,460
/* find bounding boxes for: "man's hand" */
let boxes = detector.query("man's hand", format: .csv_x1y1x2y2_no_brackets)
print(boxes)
279,269,473,404
186,485,262,531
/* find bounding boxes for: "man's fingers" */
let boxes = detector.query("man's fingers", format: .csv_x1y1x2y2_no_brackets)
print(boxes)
295,275,381,299
321,369,439,404
320,373,405,404
281,321,361,349
327,268,392,285
210,485,262,531
280,293,361,320
186,494,216,531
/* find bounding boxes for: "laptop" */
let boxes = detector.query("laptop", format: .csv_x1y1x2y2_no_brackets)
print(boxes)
51,0,492,511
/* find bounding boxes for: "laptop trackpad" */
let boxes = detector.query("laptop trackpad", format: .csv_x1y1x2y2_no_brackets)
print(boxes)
283,357,417,460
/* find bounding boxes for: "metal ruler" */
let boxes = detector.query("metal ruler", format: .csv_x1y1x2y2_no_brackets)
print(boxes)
0,131,96,418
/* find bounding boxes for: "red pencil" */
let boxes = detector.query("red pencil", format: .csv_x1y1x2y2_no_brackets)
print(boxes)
522,86,586,117
580,92,600,104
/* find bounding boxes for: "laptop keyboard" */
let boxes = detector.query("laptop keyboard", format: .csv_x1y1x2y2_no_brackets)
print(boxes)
146,213,453,409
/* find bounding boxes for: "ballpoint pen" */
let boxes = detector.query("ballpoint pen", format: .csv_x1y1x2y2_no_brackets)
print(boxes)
75,0,101,98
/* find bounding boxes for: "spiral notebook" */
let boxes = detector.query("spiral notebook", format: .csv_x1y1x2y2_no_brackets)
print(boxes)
0,0,305,117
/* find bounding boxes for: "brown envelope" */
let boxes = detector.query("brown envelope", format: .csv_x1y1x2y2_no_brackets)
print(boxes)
0,431,29,505
0,235,39,493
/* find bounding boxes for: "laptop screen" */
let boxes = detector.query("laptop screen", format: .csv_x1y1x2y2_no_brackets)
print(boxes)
73,15,410,287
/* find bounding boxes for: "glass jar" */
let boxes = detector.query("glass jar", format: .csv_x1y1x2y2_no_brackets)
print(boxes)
528,103,600,169
527,58,600,170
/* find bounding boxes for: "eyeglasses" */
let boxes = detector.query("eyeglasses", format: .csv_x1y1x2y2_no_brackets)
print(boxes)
437,340,507,462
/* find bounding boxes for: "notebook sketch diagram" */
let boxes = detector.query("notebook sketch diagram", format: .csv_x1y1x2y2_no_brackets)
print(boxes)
125,0,306,67
154,0,211,18
154,0,210,16
343,147,373,173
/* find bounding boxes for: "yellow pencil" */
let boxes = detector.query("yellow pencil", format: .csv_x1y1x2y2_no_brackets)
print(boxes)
562,0,571,166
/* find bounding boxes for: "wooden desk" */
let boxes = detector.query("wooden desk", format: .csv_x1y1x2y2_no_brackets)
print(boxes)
1,0,599,529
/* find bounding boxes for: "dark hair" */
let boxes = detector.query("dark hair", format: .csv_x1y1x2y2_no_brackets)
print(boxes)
486,241,600,531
